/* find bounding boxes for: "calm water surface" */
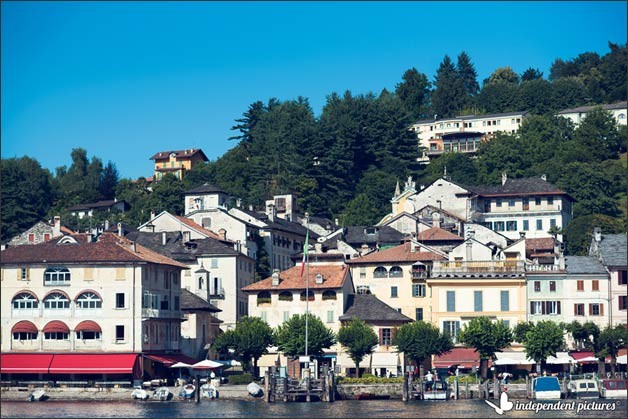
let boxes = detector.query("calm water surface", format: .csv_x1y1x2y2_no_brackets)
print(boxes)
1,399,626,418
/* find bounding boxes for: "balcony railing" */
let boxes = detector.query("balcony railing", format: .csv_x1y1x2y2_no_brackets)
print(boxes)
525,264,562,272
432,260,524,274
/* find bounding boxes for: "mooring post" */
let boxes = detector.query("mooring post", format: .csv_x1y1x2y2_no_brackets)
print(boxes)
493,377,499,400
329,370,335,402
306,375,311,402
195,375,200,403
264,370,271,402
453,378,458,400
402,372,408,402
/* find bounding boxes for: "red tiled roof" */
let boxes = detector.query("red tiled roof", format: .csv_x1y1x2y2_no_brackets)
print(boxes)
526,238,555,252
1,232,188,268
346,242,445,264
174,216,224,241
242,264,350,292
150,149,208,161
417,227,464,242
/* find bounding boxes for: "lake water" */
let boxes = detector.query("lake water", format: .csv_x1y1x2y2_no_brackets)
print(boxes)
1,399,626,418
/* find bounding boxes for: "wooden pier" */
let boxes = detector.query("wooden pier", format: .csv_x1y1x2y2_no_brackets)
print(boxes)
264,368,335,403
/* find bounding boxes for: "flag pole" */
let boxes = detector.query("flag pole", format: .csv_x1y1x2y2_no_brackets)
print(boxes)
304,212,309,359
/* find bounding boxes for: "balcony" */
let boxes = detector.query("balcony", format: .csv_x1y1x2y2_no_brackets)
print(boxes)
431,260,525,276
525,264,562,272
142,308,178,319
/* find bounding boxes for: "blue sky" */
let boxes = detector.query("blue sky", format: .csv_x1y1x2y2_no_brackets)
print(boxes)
2,1,627,180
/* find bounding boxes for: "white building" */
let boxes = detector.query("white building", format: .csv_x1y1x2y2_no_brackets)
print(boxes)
557,102,627,126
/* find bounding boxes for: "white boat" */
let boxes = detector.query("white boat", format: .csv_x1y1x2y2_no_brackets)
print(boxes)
179,383,196,399
422,380,450,400
28,389,47,402
201,383,219,399
599,379,627,399
567,374,599,399
247,382,263,397
533,376,562,400
131,388,150,400
152,386,173,401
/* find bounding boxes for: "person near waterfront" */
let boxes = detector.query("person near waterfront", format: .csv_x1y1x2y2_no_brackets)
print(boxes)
425,370,434,391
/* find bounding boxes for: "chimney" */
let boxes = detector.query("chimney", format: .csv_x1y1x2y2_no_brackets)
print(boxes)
271,269,280,286
467,230,475,240
501,172,507,186
150,211,156,220
466,241,473,261
117,222,123,237
236,198,242,208
432,212,441,228
267,204,276,222
219,229,227,240
519,231,526,239
53,216,61,236
249,205,254,211
183,231,191,243
104,220,110,231
541,174,547,181
131,242,137,252
315,242,322,253
593,227,602,243
86,233,94,243
162,231,167,246
315,273,324,284
360,244,369,255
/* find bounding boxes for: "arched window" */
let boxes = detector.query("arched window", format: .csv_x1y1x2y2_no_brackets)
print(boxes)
43,292,70,309
257,291,272,305
374,266,388,278
12,320,38,340
322,290,337,300
356,285,371,295
278,291,293,301
389,266,403,278
12,292,38,309
300,290,315,301
75,320,102,340
43,320,69,340
76,292,102,309
44,267,71,285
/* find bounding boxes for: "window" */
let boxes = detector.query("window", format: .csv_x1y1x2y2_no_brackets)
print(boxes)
198,276,204,289
494,221,505,231
530,301,561,315
13,331,37,341
522,220,529,231
536,220,543,230
211,258,218,269
116,325,125,341
115,293,125,309
474,291,483,312
446,291,455,312
391,286,398,298
45,332,69,340
535,197,541,205
278,291,293,301
589,303,602,316
76,292,102,309
174,296,180,310
506,221,518,231
260,311,267,322
500,291,510,311
76,330,101,340
574,304,585,316
283,311,290,322
380,328,392,346
257,291,272,305
496,199,502,207
374,267,388,278
619,296,627,311
547,301,560,315
592,280,599,291
443,321,460,343
44,267,71,285
389,266,403,278
549,281,556,292
359,267,366,279
412,283,426,297
356,285,371,295
522,197,529,210
322,290,337,300
12,293,38,309
28,233,35,243
415,308,423,321
502,320,510,329
534,281,541,292
43,292,70,309
508,199,515,207
20,268,29,280
619,270,627,285
547,197,554,205
550,219,556,228
530,301,542,315
300,290,314,301
327,310,334,323
577,280,584,291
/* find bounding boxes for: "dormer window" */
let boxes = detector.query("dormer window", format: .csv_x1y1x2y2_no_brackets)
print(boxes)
365,227,377,235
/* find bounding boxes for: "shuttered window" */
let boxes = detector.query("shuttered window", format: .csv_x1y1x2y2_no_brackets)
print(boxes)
446,291,455,312
501,291,509,311
474,291,483,312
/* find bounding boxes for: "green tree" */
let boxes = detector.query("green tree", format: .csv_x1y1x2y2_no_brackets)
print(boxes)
274,313,336,358
598,42,627,102
522,321,564,372
550,77,586,110
99,161,119,200
571,107,624,162
459,317,513,379
395,68,432,120
521,67,543,82
477,82,522,114
597,324,628,374
427,153,478,185
114,177,152,226
0,157,56,241
456,52,480,110
339,193,381,226
487,66,520,85
393,321,453,372
513,322,535,344
518,79,553,115
337,318,379,378
213,316,274,375
564,214,625,255
145,173,185,215
431,55,465,118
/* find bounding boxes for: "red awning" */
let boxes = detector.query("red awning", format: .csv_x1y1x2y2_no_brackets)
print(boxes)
0,354,54,374
48,354,139,374
571,351,597,363
433,347,487,369
43,320,69,333
11,321,38,334
75,320,102,333
144,353,198,366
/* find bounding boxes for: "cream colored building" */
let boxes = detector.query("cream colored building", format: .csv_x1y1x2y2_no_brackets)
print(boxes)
557,102,627,126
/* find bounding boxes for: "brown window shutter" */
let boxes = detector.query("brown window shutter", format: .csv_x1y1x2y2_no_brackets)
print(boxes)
600,304,604,316
574,304,577,315
592,280,599,291
379,328,383,345
530,301,534,314
557,301,561,314
588,304,592,315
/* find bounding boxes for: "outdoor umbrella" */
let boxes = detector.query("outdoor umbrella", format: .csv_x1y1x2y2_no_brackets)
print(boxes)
170,361,191,379
191,359,223,370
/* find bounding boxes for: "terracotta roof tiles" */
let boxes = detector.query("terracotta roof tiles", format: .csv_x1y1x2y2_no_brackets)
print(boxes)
242,264,350,292
346,242,445,264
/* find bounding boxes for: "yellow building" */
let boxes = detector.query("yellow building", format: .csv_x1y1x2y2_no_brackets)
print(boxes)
150,148,208,181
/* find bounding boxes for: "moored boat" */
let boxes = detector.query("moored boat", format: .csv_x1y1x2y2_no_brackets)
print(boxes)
533,376,561,400
567,374,599,399
131,388,150,400
201,383,219,399
599,378,627,399
28,389,47,402
422,380,450,400
179,383,196,399
152,386,173,401
247,382,263,397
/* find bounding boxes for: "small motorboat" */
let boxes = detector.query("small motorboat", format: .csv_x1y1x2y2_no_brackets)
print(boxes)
247,382,263,397
599,378,627,399
567,374,599,399
28,389,48,402
152,386,173,401
201,383,219,399
131,388,150,400
421,380,450,401
179,383,196,399
533,376,562,400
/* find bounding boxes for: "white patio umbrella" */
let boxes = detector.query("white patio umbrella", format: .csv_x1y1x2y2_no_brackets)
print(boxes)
191,359,223,370
170,361,192,379
616,354,627,365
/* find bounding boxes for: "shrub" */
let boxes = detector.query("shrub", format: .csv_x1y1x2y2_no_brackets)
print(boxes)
226,373,254,385
336,376,404,384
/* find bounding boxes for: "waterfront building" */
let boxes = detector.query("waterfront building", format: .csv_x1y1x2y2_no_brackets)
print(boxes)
589,229,627,327
0,232,190,382
180,289,222,360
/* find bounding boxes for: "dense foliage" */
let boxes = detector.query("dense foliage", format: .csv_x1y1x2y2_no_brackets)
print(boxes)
1,44,625,247
520,320,565,372
273,313,336,358
458,317,513,379
393,321,453,368
337,318,379,377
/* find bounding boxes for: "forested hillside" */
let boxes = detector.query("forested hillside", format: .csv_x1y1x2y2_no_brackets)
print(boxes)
2,43,626,255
